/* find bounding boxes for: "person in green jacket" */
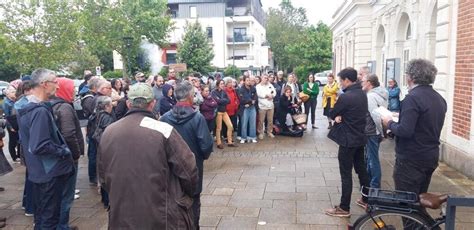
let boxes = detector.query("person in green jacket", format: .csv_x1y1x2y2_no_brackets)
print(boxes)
303,74,320,129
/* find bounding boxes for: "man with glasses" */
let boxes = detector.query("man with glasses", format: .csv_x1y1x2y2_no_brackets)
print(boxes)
18,69,77,229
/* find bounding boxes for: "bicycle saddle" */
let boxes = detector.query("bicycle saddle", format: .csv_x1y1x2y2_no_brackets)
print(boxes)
419,193,448,209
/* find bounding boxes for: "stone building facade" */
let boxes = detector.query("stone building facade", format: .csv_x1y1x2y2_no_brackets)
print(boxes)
331,0,474,178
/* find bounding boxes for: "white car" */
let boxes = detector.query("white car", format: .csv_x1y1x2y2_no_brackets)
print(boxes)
314,71,332,86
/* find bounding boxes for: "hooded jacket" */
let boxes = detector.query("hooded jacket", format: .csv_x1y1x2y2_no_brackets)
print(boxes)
160,102,213,195
98,109,198,229
367,86,388,135
159,84,176,116
18,96,74,183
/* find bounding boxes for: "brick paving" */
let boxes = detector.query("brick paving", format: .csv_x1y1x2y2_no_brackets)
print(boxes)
1,109,474,229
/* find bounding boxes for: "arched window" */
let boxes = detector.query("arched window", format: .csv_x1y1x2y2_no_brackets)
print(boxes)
406,23,412,40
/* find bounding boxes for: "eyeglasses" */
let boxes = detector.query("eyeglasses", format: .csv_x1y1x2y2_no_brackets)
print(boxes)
44,80,58,85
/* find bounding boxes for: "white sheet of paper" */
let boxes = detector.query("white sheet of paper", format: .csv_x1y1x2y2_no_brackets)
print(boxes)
374,107,399,123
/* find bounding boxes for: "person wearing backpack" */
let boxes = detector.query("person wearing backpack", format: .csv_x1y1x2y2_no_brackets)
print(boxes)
51,77,84,230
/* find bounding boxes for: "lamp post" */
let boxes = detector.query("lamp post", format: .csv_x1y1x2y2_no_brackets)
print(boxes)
230,16,235,71
123,36,134,78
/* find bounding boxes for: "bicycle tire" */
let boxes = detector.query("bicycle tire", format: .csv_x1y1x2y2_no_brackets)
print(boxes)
352,210,435,230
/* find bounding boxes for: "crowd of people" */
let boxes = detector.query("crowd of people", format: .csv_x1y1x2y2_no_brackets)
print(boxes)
0,58,447,229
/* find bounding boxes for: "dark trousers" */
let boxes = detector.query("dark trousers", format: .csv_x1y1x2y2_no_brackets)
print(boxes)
338,146,370,211
59,163,77,229
393,158,438,229
87,137,97,184
393,158,437,195
7,129,19,161
206,119,215,135
22,170,35,214
304,97,317,126
33,172,73,230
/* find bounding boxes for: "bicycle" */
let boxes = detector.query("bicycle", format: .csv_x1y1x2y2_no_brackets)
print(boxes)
349,187,449,230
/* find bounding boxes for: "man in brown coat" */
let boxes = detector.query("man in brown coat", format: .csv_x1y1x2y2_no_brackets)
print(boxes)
98,83,199,229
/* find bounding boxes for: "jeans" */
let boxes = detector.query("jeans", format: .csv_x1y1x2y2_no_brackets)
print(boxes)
257,108,274,135
241,106,257,140
337,146,370,211
215,112,233,145
22,170,35,214
304,97,317,126
366,135,381,188
59,163,78,229
33,172,73,230
87,137,97,184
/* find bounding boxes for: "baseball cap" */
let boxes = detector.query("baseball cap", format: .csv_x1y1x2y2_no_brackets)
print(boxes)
128,83,154,103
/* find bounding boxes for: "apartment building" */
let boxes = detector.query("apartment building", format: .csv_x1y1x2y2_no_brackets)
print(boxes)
165,0,272,73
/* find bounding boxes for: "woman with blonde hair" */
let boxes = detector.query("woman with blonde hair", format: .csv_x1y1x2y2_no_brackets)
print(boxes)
322,73,339,129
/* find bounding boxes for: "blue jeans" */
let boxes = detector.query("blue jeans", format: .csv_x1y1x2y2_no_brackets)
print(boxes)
59,163,78,229
366,135,381,188
241,106,256,140
22,170,35,214
87,138,97,184
33,172,73,230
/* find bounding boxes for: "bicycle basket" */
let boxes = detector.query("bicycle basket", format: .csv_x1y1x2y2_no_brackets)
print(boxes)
366,187,418,207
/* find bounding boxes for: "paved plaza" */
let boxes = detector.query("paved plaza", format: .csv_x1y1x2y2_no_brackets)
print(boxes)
0,110,474,229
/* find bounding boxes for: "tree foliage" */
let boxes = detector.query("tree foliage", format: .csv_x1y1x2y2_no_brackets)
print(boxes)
176,20,215,74
266,1,332,75
224,65,241,77
0,1,172,78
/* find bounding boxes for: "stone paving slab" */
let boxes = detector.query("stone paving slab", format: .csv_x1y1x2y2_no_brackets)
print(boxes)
0,108,473,229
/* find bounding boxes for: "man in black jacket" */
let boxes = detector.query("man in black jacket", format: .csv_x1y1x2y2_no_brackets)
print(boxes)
160,81,213,229
325,67,370,218
382,59,446,196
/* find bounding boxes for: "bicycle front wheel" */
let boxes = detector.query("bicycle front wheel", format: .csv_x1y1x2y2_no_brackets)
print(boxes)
352,210,434,230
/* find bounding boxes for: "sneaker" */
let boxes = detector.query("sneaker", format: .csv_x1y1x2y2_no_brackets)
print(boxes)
268,133,275,138
258,134,264,140
251,139,258,143
236,136,242,140
325,206,350,217
312,125,318,129
74,194,80,200
25,213,34,217
356,198,368,209
240,139,246,144
75,189,80,194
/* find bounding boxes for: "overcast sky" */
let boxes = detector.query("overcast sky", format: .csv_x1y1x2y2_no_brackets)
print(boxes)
260,0,344,26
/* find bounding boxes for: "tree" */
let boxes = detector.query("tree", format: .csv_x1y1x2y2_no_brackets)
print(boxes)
266,0,308,72
79,1,172,77
288,22,333,83
176,20,215,74
224,65,241,77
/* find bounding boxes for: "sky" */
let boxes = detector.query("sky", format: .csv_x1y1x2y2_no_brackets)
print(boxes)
260,0,345,26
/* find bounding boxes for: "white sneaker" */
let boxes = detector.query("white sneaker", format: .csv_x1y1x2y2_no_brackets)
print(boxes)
236,136,242,140
25,213,34,217
74,194,80,200
75,189,80,194
251,139,258,143
240,139,246,144
268,133,275,138
258,134,264,140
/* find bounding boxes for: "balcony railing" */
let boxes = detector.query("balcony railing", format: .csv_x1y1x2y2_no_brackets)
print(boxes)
227,35,254,43
228,55,254,60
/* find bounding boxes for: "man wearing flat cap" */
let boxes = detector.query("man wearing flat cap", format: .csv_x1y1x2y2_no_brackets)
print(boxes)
98,83,199,229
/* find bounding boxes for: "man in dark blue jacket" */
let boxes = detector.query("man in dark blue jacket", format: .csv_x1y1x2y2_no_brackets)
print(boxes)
383,59,447,196
160,81,213,229
325,67,370,218
18,69,75,229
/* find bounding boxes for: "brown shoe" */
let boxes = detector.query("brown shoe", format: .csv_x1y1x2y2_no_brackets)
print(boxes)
325,206,350,217
356,198,368,210
217,144,224,149
227,143,237,147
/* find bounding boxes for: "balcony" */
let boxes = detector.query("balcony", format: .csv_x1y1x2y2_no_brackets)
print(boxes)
226,35,254,44
228,55,254,60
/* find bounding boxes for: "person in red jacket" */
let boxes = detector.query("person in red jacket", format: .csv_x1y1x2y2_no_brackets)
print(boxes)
223,78,239,138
